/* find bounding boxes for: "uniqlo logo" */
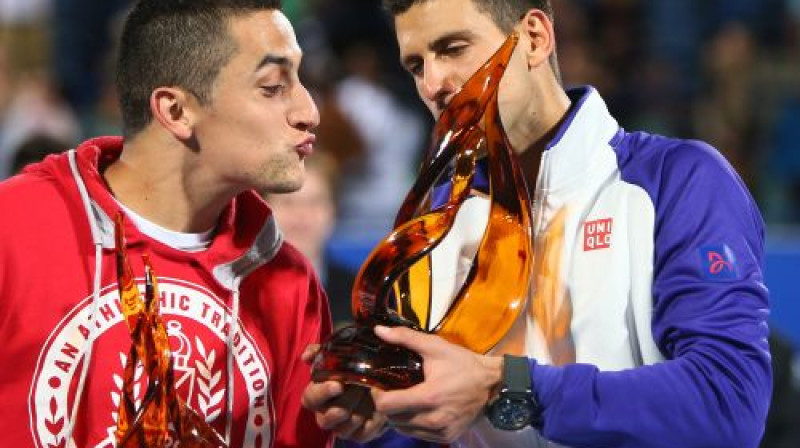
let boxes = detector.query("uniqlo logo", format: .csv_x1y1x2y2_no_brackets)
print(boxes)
584,218,613,251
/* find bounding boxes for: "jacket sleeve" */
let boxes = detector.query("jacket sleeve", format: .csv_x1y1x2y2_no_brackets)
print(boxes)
273,269,334,448
531,139,772,448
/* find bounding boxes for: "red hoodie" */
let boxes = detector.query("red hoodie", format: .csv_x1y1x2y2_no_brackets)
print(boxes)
0,137,333,447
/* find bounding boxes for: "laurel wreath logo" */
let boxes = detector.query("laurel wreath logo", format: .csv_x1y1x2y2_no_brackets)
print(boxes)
44,395,66,448
194,337,224,422
32,282,272,448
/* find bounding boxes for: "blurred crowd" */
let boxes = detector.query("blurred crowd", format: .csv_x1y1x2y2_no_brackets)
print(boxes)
1,1,799,446
3,0,800,229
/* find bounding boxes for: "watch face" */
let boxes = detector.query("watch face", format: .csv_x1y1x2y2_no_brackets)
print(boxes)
489,397,533,431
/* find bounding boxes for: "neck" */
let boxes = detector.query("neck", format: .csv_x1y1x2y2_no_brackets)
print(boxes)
512,86,573,187
292,242,323,268
516,116,562,187
519,86,571,148
104,131,234,233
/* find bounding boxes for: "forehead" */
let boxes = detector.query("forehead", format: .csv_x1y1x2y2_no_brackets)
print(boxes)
394,0,502,53
227,10,302,65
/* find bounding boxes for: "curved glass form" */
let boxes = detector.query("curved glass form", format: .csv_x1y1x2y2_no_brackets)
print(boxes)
114,214,227,448
312,31,534,390
311,325,424,389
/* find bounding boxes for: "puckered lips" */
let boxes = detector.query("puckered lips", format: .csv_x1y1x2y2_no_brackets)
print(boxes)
295,134,316,157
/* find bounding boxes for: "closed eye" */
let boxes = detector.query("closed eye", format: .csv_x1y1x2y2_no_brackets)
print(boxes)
261,85,286,97
404,57,424,77
441,44,468,57
404,44,467,78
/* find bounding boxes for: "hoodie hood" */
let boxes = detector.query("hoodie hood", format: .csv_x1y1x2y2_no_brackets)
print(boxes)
22,135,286,444
2,135,332,447
27,136,284,290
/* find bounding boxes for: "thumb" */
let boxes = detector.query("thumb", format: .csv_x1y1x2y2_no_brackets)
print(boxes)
374,325,437,355
301,344,321,364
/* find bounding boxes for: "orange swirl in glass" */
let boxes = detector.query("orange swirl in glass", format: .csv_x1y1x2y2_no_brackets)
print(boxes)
114,214,227,448
353,31,533,354
312,31,534,390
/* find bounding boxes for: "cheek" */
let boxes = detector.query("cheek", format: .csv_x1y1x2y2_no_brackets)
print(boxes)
498,73,517,101
498,88,519,118
197,113,265,156
415,84,437,114
497,74,527,121
217,99,283,137
497,84,514,119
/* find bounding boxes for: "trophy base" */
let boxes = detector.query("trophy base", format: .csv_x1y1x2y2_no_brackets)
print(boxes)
311,325,423,390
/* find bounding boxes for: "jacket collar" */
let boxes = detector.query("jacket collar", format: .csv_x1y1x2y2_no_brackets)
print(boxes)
540,86,621,193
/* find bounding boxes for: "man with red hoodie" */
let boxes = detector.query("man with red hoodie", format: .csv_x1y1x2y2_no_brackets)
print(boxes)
0,1,332,447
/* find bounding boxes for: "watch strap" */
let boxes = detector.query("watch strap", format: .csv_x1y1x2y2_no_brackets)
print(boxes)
502,354,531,393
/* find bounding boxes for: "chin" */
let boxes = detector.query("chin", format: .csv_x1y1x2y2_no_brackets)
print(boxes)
262,180,303,195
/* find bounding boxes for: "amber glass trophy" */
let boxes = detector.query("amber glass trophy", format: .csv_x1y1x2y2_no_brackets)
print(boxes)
311,31,533,390
114,214,227,448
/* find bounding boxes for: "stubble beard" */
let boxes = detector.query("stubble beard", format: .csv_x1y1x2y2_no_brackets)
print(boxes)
256,153,305,195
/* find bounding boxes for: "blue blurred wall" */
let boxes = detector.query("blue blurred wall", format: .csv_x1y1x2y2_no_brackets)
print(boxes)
765,237,800,349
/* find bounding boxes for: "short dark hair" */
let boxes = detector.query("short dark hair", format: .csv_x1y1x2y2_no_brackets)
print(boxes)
117,0,282,137
382,0,553,34
383,0,560,82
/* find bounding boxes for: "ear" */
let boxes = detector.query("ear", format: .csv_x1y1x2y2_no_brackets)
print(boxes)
517,9,556,71
149,87,197,140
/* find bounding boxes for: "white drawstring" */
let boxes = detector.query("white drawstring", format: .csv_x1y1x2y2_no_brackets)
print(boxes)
66,150,104,447
225,279,242,445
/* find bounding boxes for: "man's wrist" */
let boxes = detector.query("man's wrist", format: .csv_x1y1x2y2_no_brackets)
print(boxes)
482,355,504,405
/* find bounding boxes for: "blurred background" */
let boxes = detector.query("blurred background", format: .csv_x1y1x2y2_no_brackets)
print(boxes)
1,0,798,418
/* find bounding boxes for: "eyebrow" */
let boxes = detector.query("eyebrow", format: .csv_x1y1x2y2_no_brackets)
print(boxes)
401,30,477,67
255,54,294,72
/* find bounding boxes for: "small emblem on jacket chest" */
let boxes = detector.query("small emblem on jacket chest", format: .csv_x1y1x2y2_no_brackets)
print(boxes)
583,218,613,251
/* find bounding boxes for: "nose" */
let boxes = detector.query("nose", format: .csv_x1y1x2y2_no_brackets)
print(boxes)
420,63,455,109
288,84,320,131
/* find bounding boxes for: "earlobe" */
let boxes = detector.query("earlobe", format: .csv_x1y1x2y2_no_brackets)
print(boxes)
150,87,194,140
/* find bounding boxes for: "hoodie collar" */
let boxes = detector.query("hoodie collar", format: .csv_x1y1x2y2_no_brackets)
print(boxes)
66,136,283,290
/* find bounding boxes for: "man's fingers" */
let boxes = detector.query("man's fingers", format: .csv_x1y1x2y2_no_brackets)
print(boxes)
330,384,376,417
374,325,438,355
373,385,432,416
316,405,354,430
301,380,343,410
303,382,386,440
332,413,366,439
350,414,389,443
301,344,321,363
